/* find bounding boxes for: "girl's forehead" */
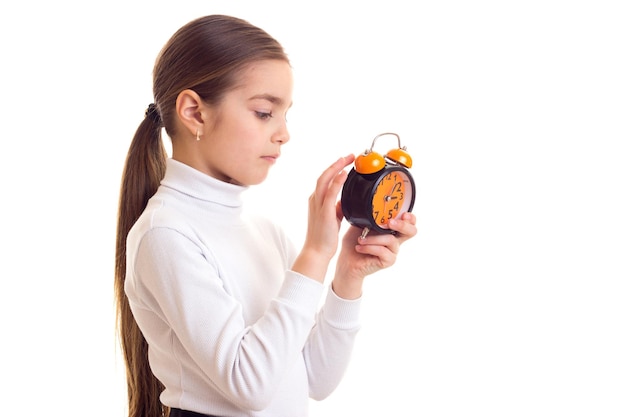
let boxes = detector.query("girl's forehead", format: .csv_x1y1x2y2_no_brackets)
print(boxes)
235,60,293,101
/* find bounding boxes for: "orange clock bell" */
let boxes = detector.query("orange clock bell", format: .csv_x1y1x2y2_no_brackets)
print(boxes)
341,132,415,238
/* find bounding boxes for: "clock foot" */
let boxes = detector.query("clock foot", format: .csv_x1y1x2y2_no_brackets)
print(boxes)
360,227,370,239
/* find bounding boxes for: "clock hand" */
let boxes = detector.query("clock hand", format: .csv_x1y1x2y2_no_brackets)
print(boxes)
383,182,400,209
384,182,399,202
384,182,400,199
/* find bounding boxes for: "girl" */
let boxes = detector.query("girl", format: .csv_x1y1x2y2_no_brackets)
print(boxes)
114,14,417,417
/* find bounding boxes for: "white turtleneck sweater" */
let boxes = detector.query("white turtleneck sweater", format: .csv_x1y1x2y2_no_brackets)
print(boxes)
125,159,361,417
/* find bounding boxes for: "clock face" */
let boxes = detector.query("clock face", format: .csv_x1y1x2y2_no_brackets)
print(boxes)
371,169,414,229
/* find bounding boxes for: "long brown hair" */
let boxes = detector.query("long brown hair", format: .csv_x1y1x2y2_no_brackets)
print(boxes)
114,15,289,417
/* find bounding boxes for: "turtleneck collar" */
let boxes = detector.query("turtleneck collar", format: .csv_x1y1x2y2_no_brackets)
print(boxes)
160,158,248,208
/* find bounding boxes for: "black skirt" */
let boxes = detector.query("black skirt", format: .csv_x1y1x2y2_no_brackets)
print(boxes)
169,408,219,417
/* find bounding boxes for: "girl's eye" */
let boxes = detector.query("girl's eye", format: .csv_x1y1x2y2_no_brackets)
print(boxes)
255,111,273,120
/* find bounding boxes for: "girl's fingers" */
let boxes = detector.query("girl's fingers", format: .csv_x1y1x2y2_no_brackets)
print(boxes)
355,243,396,265
357,233,400,254
388,213,418,241
315,155,355,201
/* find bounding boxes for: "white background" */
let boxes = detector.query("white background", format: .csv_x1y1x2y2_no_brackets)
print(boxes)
1,1,624,416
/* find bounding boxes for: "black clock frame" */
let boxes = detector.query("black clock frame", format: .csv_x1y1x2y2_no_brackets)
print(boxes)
341,164,415,234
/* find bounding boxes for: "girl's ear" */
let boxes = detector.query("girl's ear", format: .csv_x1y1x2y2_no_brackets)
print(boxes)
175,89,208,137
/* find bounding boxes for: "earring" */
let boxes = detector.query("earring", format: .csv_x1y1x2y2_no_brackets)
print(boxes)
196,129,201,141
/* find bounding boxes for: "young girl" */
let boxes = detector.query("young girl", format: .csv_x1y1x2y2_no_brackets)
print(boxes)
114,14,417,417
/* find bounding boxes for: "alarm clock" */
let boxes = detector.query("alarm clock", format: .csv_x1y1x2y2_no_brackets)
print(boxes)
341,132,415,238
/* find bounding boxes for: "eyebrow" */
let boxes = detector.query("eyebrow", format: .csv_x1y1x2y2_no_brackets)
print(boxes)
250,94,293,108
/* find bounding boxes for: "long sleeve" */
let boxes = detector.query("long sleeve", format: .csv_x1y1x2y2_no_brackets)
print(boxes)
304,289,362,400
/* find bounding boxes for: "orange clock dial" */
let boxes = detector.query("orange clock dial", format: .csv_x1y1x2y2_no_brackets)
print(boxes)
371,170,413,229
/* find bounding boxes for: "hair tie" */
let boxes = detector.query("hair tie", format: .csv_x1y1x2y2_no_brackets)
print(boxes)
145,103,162,125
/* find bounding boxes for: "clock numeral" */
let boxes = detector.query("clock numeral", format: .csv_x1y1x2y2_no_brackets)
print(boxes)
378,210,395,225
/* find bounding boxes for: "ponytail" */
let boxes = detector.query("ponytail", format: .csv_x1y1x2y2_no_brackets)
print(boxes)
114,111,168,417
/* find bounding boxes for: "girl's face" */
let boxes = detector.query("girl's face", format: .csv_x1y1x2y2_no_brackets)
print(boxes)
197,59,293,186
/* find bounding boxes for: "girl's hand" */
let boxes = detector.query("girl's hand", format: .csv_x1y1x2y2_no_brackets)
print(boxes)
332,211,417,299
292,154,355,283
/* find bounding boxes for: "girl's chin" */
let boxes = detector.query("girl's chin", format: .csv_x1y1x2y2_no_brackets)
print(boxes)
230,172,270,186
